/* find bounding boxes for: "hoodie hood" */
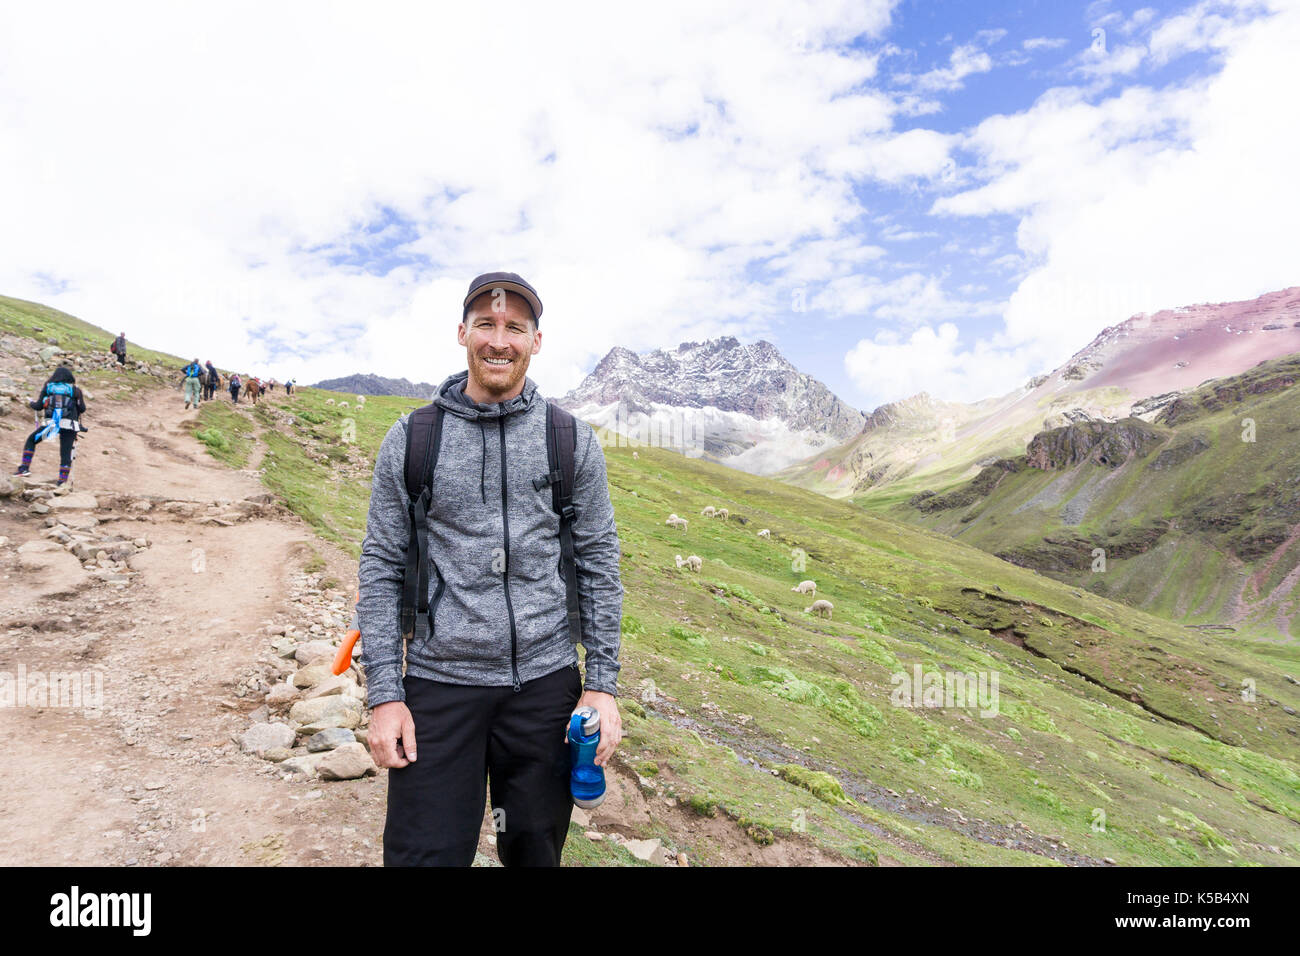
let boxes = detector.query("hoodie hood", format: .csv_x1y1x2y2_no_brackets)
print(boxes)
430,369,541,504
432,368,539,420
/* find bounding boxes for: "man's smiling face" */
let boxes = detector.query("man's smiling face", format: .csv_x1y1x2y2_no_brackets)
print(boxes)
458,288,542,404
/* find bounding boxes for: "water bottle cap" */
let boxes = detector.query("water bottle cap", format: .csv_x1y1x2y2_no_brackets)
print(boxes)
574,705,600,736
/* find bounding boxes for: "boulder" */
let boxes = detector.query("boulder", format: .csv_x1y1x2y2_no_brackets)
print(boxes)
281,752,327,776
290,695,362,734
265,684,301,709
306,728,356,752
293,641,335,667
292,665,334,689
239,722,297,754
48,492,98,511
317,742,377,780
303,675,358,700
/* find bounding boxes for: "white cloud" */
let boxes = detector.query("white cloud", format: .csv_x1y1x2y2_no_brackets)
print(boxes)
814,272,1004,326
898,43,995,92
1023,36,1069,51
932,0,1300,362
844,322,1043,404
0,0,910,394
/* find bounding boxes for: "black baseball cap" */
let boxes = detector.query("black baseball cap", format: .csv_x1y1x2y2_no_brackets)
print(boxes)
462,271,543,325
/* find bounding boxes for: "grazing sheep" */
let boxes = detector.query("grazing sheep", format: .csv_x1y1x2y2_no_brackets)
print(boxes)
339,400,349,408
700,505,717,518
356,395,366,406
325,398,335,405
758,528,771,539
791,580,817,595
632,451,639,459
674,554,703,572
805,599,834,619
665,514,688,532
716,507,729,520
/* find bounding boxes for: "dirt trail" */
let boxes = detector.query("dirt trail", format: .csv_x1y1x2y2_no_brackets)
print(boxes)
0,365,845,867
0,377,388,865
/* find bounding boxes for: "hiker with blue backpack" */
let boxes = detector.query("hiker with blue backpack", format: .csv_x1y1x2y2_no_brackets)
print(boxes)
181,358,203,409
15,365,87,486
357,271,624,867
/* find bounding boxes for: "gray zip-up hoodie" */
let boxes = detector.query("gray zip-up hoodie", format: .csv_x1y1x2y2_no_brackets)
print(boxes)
357,369,623,708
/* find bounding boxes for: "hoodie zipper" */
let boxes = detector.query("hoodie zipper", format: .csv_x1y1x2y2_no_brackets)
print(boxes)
498,416,522,691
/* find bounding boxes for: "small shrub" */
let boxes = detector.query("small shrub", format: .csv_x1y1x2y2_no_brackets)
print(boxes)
688,793,718,818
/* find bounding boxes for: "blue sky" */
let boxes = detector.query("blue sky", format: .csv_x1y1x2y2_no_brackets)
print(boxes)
1,0,1296,411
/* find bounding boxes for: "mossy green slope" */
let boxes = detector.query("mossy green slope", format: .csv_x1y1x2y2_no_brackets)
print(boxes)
205,378,1300,866
879,353,1300,641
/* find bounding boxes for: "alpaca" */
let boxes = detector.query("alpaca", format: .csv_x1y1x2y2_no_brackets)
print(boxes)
758,529,770,539
805,599,834,619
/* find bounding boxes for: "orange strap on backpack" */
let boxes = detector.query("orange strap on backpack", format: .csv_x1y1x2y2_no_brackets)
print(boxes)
332,590,361,676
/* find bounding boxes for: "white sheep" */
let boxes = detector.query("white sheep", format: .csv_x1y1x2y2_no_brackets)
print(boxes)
325,398,335,405
339,400,349,408
700,505,717,518
665,514,688,532
716,507,729,520
758,528,771,539
805,599,834,619
632,451,639,459
791,580,816,595
674,554,703,572
356,395,366,406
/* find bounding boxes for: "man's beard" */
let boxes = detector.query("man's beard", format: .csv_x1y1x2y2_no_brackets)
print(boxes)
471,351,527,398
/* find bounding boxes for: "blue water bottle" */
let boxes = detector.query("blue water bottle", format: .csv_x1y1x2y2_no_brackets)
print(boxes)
568,705,606,809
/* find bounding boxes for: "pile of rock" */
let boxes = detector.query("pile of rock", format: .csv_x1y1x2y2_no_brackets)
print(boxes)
0,333,176,383
4,478,149,586
234,571,376,781
93,492,284,526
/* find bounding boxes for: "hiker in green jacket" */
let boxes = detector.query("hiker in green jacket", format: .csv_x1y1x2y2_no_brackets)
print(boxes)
182,359,203,409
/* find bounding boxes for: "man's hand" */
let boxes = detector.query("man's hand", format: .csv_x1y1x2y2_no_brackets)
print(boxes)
574,690,621,767
369,700,417,768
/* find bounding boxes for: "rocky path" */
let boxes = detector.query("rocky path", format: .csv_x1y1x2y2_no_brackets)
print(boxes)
0,370,391,865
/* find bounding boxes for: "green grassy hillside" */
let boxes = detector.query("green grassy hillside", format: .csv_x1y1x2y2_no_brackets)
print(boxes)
198,369,1300,867
883,354,1300,640
9,293,1298,866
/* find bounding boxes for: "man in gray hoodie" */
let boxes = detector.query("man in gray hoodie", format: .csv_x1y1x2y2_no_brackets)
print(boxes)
357,271,623,866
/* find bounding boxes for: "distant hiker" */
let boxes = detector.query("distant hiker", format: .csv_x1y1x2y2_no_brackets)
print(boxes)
109,332,127,368
203,361,220,401
15,365,87,486
181,358,203,409
267,377,277,392
285,378,294,395
229,372,241,403
358,271,623,867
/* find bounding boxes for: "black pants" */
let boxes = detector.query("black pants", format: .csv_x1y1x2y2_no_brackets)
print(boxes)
24,427,76,467
383,663,580,867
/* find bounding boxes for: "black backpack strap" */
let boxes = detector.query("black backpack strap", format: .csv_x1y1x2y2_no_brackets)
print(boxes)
399,404,444,642
532,400,582,646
